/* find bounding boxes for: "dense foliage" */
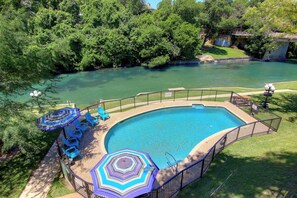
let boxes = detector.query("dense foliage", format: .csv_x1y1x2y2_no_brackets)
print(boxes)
0,0,296,158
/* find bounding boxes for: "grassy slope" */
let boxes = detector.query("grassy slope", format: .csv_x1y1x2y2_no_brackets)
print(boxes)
201,46,249,59
178,93,297,197
0,130,59,198
47,176,74,198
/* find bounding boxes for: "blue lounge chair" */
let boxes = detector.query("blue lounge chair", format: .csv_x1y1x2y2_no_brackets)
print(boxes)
62,146,82,160
62,137,80,149
74,119,89,133
66,127,83,141
85,112,99,127
97,107,110,121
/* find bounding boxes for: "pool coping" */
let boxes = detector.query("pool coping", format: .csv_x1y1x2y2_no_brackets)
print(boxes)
71,101,257,185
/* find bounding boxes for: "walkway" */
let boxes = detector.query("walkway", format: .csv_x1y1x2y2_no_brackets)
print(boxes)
19,141,60,198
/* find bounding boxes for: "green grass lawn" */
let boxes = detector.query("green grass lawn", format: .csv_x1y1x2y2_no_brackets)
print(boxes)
201,46,249,59
0,130,60,198
178,93,297,197
47,175,74,198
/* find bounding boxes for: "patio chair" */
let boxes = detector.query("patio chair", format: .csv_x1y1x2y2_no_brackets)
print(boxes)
65,127,83,141
62,137,80,149
74,119,89,133
97,107,110,121
62,146,82,160
85,112,99,127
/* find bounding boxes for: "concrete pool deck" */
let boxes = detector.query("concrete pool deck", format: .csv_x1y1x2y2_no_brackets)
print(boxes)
70,101,263,187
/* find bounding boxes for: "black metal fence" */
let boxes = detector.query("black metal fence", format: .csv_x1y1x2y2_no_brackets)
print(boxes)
58,89,281,198
82,89,236,114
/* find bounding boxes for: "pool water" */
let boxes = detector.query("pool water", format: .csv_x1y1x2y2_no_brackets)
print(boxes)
105,106,245,169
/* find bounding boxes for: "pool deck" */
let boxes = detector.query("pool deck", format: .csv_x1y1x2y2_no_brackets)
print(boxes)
71,101,259,187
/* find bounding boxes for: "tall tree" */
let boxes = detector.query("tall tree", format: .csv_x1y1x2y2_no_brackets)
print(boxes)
200,0,234,45
0,13,55,155
244,0,297,34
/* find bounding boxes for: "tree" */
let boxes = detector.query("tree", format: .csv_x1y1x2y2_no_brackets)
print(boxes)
173,0,202,25
244,0,297,34
173,22,201,58
244,32,276,58
0,14,55,156
200,0,234,45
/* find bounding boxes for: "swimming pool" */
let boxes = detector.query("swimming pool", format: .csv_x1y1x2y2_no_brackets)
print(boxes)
105,106,245,169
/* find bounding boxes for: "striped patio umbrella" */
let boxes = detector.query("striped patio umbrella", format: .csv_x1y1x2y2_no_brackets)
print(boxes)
37,107,81,131
90,149,159,198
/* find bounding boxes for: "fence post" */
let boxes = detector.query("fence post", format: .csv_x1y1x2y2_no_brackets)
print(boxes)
267,119,273,134
230,91,234,103
187,90,189,101
221,135,227,150
120,100,122,112
212,146,216,160
85,182,91,198
103,101,106,111
180,171,184,190
214,90,218,101
251,122,256,137
276,117,282,131
200,159,205,177
147,94,149,105
236,127,241,140
201,90,203,101
173,91,176,101
160,92,162,102
70,173,77,191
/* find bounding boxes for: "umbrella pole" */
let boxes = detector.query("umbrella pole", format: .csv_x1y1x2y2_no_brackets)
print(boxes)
56,139,62,158
62,128,67,138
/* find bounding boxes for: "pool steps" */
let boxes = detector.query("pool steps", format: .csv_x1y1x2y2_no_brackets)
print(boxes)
192,104,205,109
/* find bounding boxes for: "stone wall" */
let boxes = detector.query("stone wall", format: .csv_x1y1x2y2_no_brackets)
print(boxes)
263,42,290,61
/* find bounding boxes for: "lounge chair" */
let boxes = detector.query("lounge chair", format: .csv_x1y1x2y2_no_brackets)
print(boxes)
62,137,80,149
74,119,89,133
97,107,110,120
62,146,82,160
85,112,99,127
66,127,83,141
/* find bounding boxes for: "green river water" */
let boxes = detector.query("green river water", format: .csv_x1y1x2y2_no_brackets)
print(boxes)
23,61,297,105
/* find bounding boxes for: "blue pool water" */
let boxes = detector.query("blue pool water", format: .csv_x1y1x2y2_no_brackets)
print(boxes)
105,106,245,169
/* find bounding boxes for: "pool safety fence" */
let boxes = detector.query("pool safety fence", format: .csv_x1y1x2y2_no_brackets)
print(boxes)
58,89,282,198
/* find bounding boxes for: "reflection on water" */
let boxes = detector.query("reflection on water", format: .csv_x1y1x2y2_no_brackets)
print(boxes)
16,61,297,105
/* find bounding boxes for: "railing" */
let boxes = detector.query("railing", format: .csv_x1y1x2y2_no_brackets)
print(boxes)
82,89,235,114
58,89,281,198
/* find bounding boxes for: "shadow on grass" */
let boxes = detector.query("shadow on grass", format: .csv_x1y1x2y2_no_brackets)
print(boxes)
252,93,297,122
178,152,297,197
201,46,228,56
0,130,59,197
